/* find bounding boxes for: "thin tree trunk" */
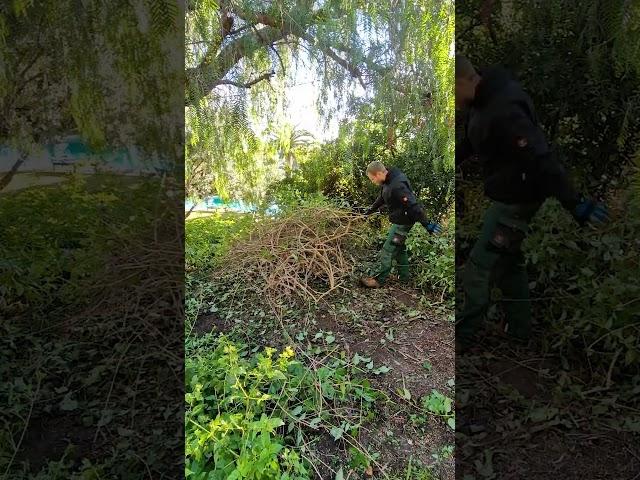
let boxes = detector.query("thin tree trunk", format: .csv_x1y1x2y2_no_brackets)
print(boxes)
185,202,198,219
0,154,26,191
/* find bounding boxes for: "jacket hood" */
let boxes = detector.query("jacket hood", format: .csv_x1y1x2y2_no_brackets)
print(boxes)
384,167,406,184
473,66,514,107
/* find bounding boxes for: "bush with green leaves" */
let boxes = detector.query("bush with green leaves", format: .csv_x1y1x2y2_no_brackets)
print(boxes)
359,213,455,305
266,125,453,221
522,195,640,414
1,174,183,478
185,335,380,480
0,174,162,314
407,221,455,305
458,177,640,422
185,212,255,272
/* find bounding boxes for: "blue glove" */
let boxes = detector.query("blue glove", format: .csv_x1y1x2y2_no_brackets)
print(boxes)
423,221,442,234
573,197,608,225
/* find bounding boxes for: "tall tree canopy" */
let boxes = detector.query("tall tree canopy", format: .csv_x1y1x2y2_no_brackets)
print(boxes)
186,0,454,204
456,0,640,189
0,0,183,175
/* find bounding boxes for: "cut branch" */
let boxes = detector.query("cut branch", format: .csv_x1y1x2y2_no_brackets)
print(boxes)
185,202,198,219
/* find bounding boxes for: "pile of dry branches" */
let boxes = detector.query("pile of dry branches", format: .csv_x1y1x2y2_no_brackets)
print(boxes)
216,206,366,309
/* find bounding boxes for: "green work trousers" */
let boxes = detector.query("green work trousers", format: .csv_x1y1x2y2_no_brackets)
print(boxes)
374,223,413,284
456,201,541,347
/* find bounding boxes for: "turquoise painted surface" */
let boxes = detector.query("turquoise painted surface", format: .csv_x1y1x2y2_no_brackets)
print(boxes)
185,196,280,215
1,135,170,173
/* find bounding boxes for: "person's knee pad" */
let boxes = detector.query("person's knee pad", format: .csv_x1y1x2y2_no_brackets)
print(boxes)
391,232,406,246
488,221,526,254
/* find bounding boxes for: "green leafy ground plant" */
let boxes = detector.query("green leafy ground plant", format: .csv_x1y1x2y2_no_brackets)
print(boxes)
185,336,380,480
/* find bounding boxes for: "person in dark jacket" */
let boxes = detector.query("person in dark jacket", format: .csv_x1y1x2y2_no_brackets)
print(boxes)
360,161,442,288
455,55,608,350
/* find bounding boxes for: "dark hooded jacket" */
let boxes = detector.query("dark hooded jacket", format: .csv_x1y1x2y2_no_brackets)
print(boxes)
460,66,580,209
366,167,426,226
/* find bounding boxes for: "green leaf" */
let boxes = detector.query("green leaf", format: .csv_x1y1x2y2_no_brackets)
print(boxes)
373,365,391,374
447,417,455,430
580,267,594,276
565,240,579,250
335,467,344,480
330,426,344,440
399,387,411,400
60,394,78,411
309,417,322,429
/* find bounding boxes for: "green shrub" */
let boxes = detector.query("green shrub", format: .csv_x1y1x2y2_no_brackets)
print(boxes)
185,212,254,272
458,180,640,414
524,197,640,394
407,222,455,305
185,336,379,479
0,174,161,313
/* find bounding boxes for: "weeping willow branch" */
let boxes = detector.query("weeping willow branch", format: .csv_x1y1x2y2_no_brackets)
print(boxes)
250,24,286,76
185,2,379,103
186,23,291,104
186,0,429,103
214,70,276,89
298,32,367,90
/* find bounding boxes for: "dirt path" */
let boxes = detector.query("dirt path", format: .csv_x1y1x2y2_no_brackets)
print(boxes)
195,281,455,479
457,339,640,479
321,285,455,479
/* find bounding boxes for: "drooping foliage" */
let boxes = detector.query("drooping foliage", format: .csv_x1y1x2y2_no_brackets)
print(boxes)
0,1,183,158
186,0,454,209
456,0,640,188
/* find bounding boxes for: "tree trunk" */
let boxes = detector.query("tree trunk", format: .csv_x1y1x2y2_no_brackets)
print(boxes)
0,155,26,191
185,201,198,219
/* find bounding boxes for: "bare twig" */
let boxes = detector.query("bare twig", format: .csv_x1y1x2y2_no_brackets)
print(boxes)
215,207,365,309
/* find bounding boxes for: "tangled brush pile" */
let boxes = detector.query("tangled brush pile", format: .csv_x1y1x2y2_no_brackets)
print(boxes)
216,207,366,309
